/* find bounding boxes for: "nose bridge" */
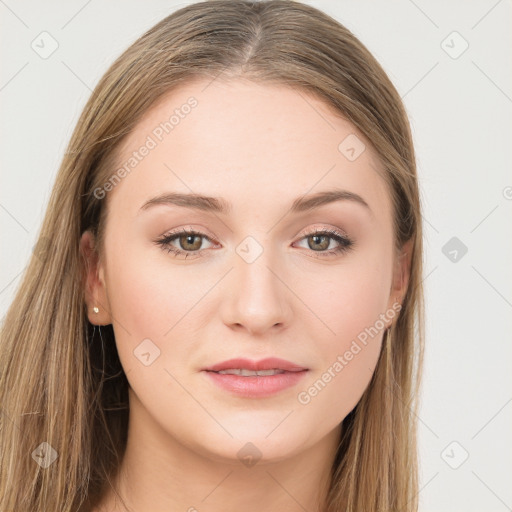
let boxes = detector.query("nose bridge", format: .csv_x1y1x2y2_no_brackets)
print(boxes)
223,233,291,333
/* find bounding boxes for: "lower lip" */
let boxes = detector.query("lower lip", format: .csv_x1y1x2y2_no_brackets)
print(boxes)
202,370,308,398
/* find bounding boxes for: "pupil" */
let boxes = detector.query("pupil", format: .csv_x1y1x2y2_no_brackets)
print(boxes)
182,234,200,250
311,234,328,250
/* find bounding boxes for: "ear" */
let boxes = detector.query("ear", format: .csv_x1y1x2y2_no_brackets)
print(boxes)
386,238,413,326
80,230,112,326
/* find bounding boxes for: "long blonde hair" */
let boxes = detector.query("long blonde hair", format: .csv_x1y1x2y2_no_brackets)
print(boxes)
0,1,424,510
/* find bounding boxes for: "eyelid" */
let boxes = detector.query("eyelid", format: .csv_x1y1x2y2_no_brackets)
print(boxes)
158,225,218,245
294,223,350,239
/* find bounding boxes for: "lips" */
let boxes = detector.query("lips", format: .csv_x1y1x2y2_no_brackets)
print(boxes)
202,357,307,373
202,357,308,398
215,368,286,376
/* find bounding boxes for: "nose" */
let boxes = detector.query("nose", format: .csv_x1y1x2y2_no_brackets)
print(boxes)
219,244,292,336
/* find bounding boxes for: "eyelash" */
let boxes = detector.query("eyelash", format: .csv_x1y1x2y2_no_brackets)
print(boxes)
155,227,354,260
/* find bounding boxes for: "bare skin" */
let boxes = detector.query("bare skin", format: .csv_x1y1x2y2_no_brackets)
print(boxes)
81,77,411,512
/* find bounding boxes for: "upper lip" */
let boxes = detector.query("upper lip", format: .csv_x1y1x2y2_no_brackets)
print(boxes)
203,357,307,372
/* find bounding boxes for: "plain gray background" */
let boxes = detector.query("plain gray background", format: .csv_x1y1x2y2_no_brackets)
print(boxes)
1,1,511,510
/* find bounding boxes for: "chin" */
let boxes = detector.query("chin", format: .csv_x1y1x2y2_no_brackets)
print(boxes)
193,428,308,467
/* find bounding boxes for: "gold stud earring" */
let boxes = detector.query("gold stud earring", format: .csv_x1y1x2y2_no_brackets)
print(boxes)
93,306,99,314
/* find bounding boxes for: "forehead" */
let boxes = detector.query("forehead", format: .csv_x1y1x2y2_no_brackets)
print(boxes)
107,77,392,223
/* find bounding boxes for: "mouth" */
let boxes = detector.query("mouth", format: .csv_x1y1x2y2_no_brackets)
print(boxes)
202,357,308,373
202,357,308,398
211,368,291,376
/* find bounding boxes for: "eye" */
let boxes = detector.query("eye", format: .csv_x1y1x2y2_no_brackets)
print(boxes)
155,228,215,259
155,227,354,259
293,228,354,258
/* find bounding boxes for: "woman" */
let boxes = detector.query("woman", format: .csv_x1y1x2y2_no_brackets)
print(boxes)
0,1,425,510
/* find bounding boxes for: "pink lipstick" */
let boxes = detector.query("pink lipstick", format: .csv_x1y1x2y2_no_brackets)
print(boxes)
202,357,308,398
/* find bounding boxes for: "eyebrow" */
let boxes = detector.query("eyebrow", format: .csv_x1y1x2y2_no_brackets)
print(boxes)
138,188,373,217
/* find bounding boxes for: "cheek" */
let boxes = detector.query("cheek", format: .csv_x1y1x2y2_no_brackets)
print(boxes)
295,283,386,429
296,336,382,431
103,243,196,372
107,262,176,334
307,249,392,346
294,250,391,419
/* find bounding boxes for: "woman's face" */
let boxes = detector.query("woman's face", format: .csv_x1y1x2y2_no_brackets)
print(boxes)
82,78,410,465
